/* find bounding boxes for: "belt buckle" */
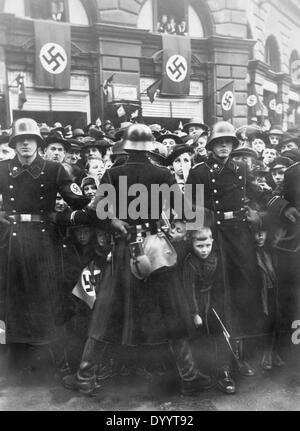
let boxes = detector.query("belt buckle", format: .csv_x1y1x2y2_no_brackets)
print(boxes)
20,214,31,222
223,211,234,220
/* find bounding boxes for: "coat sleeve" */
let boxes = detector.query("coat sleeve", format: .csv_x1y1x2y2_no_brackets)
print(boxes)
56,164,90,210
182,258,199,316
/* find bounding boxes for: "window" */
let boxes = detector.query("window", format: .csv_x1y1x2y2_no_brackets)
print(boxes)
137,0,204,37
265,35,281,72
290,49,300,78
3,0,89,25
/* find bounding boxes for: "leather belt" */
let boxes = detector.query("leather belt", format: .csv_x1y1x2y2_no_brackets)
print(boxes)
8,214,45,223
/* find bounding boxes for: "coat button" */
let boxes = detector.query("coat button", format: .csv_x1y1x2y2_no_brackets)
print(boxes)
41,172,45,175
214,189,217,193
10,198,14,201
41,184,44,188
213,164,218,168
40,197,44,200
9,185,13,189
217,221,221,225
241,187,244,190
210,169,213,173
215,200,219,204
41,229,45,233
212,179,216,183
12,232,17,236
217,211,221,214
239,176,243,180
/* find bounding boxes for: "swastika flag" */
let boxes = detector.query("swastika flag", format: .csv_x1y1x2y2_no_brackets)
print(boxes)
35,20,71,90
220,81,235,121
161,35,191,96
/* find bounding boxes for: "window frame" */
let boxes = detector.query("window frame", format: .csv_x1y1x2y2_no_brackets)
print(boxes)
153,0,189,35
24,0,69,22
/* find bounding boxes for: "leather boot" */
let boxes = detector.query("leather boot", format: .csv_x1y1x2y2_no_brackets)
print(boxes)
217,366,236,394
63,361,98,395
169,339,213,395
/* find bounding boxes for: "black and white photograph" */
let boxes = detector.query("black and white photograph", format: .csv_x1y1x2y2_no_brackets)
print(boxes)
0,0,300,413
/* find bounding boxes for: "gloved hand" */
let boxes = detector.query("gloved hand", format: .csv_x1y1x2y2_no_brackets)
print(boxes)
193,314,203,327
0,211,11,225
284,206,300,223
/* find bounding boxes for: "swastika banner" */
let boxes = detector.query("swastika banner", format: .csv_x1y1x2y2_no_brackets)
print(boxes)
35,20,71,90
161,35,191,96
220,81,235,121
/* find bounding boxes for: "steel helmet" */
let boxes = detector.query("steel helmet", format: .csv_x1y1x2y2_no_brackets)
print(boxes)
9,118,44,148
123,124,154,152
206,121,239,151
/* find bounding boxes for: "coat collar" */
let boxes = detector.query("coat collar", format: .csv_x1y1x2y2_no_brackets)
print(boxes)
9,155,46,179
206,155,239,175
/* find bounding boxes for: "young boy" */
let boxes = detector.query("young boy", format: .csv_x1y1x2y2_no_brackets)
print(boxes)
183,227,217,331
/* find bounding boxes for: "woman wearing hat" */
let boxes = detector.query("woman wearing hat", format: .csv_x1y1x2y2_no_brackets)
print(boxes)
156,133,182,156
167,144,194,193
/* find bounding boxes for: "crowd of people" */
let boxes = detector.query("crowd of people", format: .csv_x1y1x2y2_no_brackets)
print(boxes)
0,114,299,398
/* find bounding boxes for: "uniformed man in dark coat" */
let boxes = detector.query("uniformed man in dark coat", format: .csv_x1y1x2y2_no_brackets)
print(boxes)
63,124,213,395
0,118,89,377
186,121,264,394
266,159,300,331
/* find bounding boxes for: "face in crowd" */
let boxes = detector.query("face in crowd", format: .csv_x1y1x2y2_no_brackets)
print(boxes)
55,194,68,212
65,149,81,165
254,231,267,248
83,184,97,200
96,229,108,248
44,143,66,163
84,146,102,161
172,153,192,179
87,158,105,180
280,141,298,153
212,138,233,160
271,164,287,187
192,228,214,260
168,221,187,242
263,148,277,166
74,226,93,246
252,138,266,155
232,155,255,172
0,143,15,161
269,134,280,147
162,138,177,155
188,126,206,138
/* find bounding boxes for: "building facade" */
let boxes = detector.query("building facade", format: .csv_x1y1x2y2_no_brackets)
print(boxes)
0,0,300,130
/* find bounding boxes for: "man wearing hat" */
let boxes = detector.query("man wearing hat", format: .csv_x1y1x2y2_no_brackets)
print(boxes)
44,131,71,164
63,139,86,185
0,118,89,380
182,118,209,138
63,123,213,396
231,147,258,172
186,121,264,394
267,125,283,148
278,134,300,154
269,156,293,192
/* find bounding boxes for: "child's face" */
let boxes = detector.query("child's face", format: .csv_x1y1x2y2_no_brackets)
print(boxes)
252,138,265,154
168,221,186,242
255,231,267,247
74,227,92,246
96,230,107,247
55,194,68,212
88,159,105,178
192,236,213,259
